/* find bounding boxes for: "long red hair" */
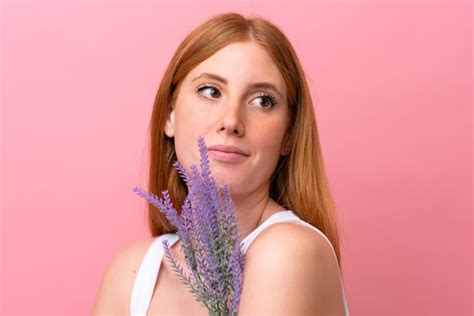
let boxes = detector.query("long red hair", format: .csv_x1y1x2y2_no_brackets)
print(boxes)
144,12,345,267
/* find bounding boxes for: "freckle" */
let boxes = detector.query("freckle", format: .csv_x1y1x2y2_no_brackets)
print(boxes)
133,269,136,274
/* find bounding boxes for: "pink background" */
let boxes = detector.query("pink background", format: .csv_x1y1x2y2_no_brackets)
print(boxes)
1,0,472,315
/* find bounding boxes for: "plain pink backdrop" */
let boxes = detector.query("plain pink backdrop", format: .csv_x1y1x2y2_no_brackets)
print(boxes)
1,0,472,315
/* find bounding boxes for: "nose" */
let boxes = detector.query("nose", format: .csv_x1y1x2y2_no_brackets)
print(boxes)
217,102,245,137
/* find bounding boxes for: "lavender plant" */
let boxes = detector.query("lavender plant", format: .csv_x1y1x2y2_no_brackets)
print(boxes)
133,136,244,316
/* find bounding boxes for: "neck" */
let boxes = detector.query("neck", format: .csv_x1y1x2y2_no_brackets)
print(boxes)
228,184,284,241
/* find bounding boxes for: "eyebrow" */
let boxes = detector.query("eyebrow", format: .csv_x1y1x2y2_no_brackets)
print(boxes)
191,72,284,98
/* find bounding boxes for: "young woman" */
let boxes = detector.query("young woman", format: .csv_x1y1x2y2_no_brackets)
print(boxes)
94,12,350,315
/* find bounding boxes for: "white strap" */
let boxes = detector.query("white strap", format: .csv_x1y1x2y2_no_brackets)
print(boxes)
130,233,179,315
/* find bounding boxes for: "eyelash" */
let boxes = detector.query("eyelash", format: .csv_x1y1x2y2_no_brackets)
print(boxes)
195,83,278,109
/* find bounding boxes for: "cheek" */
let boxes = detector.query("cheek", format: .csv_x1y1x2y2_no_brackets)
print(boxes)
173,106,211,167
174,102,205,134
254,117,288,149
176,95,213,125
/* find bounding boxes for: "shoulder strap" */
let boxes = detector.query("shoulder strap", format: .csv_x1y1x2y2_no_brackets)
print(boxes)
130,233,179,315
240,210,306,253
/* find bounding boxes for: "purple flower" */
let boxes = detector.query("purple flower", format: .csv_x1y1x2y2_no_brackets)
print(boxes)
133,136,244,315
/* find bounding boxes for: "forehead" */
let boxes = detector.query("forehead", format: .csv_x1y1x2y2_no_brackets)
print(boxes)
185,42,287,95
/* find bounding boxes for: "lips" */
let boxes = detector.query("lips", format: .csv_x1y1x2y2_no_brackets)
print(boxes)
207,144,250,157
207,144,250,163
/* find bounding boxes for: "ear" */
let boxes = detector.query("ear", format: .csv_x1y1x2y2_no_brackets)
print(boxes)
164,106,175,138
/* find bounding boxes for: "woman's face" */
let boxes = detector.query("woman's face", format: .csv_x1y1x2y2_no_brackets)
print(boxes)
164,41,290,196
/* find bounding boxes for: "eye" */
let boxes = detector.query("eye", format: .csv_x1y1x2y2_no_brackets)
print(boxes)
196,84,221,99
195,84,278,110
252,93,278,110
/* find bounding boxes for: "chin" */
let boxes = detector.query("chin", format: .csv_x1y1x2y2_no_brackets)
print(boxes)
211,176,238,191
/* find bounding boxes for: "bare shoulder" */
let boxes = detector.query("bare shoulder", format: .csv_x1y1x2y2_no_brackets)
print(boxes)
239,222,345,315
249,222,338,259
92,237,156,315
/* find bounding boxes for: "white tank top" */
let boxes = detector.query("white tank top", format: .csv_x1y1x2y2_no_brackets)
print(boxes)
130,210,350,315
